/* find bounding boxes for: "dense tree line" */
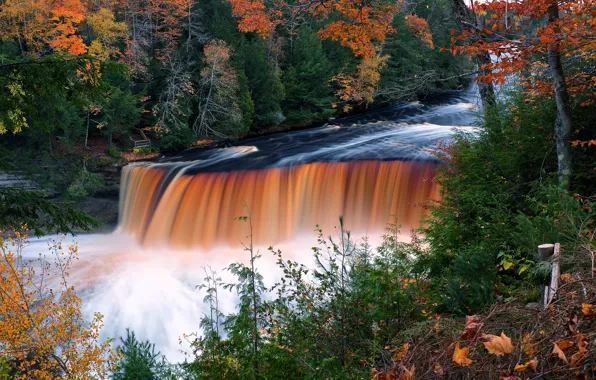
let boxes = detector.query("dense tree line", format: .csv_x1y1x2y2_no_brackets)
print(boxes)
0,0,466,154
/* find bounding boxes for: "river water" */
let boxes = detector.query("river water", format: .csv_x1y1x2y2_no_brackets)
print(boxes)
22,85,480,360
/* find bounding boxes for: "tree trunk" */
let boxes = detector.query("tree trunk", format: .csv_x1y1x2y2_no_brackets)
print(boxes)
450,0,496,109
547,3,573,186
85,111,90,149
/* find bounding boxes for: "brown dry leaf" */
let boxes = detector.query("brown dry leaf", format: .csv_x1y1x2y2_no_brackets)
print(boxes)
514,357,538,372
394,343,410,361
433,362,444,376
482,332,514,356
461,315,483,340
552,343,568,363
522,333,535,358
399,364,415,380
560,273,571,282
569,334,587,367
452,342,473,366
556,339,574,350
582,303,595,316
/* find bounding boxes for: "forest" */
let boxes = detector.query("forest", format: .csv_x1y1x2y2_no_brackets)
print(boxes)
1,0,596,378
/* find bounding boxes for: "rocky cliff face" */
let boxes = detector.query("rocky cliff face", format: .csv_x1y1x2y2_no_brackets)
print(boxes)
0,171,41,191
1,167,123,233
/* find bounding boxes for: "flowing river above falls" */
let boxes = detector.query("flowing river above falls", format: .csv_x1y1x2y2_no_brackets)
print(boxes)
22,85,481,360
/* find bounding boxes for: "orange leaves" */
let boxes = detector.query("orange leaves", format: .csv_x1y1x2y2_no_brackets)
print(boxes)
404,15,433,49
571,140,596,148
452,342,473,366
581,303,596,316
399,364,415,380
552,342,569,364
226,0,397,58
228,0,275,37
49,0,88,55
449,0,595,103
481,332,514,356
318,3,396,57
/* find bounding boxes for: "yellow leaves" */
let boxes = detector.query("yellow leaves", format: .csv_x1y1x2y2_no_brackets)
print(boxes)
0,230,116,379
514,357,538,373
560,273,571,282
452,342,473,366
86,8,128,60
522,333,535,358
581,303,595,316
482,332,514,356
332,54,389,109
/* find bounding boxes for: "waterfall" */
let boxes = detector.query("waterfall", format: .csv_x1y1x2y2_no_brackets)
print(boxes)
118,159,439,249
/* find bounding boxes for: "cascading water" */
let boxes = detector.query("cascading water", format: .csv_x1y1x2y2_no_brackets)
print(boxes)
118,160,439,249
21,85,480,360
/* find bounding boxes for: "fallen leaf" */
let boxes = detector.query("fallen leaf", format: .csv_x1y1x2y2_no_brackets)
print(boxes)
556,339,574,350
522,333,535,358
461,315,483,340
482,332,514,356
393,343,410,361
582,303,595,316
452,342,473,366
560,273,571,282
514,357,538,372
569,334,587,367
399,364,415,380
552,343,568,363
433,362,444,375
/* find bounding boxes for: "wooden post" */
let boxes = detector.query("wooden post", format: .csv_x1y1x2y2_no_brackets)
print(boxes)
547,243,561,306
538,244,555,307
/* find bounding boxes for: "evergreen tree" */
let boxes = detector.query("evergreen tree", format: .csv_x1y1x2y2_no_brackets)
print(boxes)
283,27,335,125
244,39,285,129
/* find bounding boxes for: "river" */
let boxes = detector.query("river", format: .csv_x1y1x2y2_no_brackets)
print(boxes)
22,84,480,360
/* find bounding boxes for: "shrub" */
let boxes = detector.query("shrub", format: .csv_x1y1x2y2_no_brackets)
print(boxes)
113,329,169,380
67,169,104,200
105,144,121,160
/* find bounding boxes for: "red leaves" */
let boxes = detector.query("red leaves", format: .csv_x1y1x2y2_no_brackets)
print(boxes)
461,314,483,340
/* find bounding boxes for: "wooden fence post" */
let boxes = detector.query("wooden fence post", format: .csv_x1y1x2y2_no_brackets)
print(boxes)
537,243,555,307
547,243,561,306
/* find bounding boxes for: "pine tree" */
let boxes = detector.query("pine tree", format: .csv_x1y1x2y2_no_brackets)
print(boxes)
243,39,285,129
283,27,335,125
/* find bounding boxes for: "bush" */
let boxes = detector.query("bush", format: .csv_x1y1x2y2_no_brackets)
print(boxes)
417,95,559,314
132,147,153,156
105,145,121,160
67,169,104,201
157,128,195,153
113,329,169,380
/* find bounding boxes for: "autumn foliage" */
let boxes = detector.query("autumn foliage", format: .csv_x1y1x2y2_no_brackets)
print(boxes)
0,229,117,379
449,0,595,105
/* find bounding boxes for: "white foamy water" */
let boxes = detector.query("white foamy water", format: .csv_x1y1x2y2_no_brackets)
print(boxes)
21,230,333,361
